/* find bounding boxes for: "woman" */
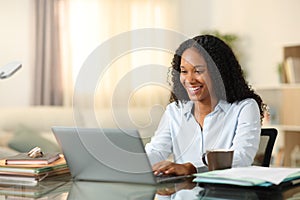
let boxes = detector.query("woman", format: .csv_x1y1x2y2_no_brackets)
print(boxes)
145,35,266,176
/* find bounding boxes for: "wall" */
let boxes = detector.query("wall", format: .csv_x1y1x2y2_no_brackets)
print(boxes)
0,0,300,106
177,0,212,38
0,0,35,106
177,0,300,86
208,0,300,86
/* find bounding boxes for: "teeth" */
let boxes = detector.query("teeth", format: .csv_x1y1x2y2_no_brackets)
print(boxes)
188,87,200,91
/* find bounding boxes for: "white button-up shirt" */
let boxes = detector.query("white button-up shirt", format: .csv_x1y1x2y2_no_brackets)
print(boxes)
145,98,261,169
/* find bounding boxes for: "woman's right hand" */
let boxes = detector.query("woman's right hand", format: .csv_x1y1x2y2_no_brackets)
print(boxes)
152,160,197,176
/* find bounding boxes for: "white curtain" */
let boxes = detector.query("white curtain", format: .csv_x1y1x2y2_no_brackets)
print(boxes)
33,0,72,106
68,0,179,110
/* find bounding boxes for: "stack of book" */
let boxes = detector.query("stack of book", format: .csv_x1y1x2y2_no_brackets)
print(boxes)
0,152,70,186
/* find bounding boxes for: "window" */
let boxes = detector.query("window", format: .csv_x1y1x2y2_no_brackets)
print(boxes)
66,0,179,108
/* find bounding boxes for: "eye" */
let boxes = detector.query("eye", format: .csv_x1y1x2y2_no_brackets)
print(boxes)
194,66,206,74
180,66,187,74
180,69,187,74
195,69,205,74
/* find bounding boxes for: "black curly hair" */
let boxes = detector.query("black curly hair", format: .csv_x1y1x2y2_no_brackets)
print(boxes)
169,34,266,121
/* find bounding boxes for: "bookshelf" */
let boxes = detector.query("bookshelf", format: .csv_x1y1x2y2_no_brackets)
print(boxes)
282,45,300,84
255,45,300,167
256,85,300,167
284,45,300,60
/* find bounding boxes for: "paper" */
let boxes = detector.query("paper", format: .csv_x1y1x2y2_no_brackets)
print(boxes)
194,166,300,185
194,176,266,186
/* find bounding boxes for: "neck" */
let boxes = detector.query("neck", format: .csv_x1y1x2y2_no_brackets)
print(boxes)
193,98,218,116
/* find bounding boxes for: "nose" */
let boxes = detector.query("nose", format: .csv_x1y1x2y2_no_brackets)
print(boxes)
185,72,195,83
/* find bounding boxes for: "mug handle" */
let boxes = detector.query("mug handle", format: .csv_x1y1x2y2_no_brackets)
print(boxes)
202,153,208,166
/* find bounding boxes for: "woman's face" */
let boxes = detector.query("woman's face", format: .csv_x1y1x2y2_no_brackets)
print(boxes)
180,47,213,103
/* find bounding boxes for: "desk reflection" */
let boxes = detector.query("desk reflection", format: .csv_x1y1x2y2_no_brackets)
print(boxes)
67,181,156,200
154,179,258,200
66,178,198,200
65,179,299,200
66,180,259,200
155,178,201,200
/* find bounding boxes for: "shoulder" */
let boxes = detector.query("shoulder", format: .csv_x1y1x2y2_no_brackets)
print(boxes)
233,98,260,116
220,98,258,111
236,98,258,109
220,98,259,115
235,98,258,107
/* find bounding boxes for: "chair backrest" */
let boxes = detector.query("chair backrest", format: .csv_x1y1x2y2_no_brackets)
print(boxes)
253,128,278,167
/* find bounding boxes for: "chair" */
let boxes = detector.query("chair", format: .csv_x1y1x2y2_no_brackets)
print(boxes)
253,128,278,167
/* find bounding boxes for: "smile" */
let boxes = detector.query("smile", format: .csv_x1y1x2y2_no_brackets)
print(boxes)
187,86,202,93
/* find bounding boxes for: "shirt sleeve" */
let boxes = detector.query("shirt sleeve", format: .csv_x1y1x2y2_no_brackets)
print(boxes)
145,106,173,166
231,99,261,167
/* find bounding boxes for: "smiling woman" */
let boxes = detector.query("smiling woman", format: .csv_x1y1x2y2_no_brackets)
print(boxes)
145,35,266,176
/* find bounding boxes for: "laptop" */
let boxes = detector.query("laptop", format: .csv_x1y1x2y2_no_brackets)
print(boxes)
52,127,192,185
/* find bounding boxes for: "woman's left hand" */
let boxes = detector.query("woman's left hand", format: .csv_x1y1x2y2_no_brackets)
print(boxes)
152,161,196,176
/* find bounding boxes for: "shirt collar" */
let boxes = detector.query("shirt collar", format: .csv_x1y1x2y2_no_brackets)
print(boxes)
183,100,231,120
182,101,193,120
215,100,231,113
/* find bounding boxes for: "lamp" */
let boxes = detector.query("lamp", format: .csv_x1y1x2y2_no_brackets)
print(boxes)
0,61,22,79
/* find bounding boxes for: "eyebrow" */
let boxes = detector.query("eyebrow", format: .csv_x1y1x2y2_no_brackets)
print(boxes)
194,65,206,69
180,65,206,69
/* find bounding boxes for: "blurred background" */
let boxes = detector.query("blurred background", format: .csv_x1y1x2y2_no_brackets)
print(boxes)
0,0,300,166
1,0,299,106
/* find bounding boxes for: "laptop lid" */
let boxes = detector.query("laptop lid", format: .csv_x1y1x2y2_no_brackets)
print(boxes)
52,127,157,184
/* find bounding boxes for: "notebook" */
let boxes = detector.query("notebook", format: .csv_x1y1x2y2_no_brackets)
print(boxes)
52,127,191,185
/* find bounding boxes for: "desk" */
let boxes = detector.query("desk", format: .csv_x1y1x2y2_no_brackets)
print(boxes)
0,177,299,200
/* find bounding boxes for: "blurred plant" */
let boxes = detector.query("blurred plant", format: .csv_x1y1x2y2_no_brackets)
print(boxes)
202,29,239,55
277,62,286,83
